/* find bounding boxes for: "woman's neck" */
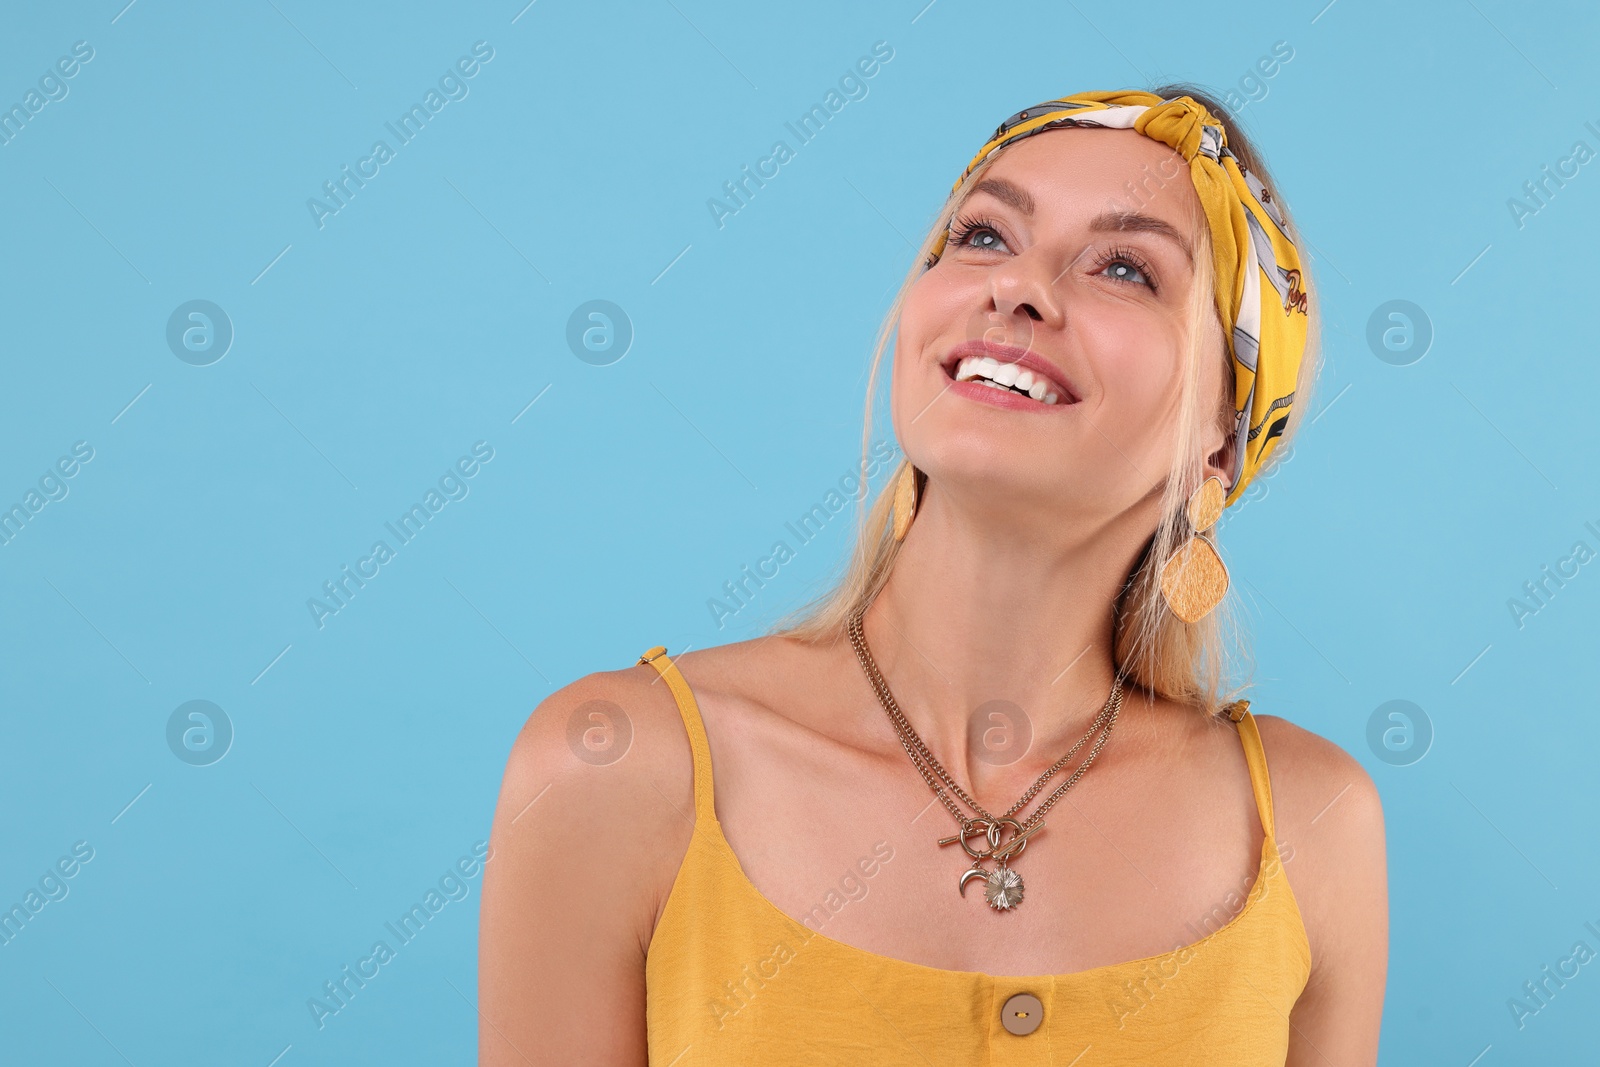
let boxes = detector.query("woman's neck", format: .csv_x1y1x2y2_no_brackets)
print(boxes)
859,483,1158,793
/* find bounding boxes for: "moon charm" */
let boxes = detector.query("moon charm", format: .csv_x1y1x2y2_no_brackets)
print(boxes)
958,867,988,897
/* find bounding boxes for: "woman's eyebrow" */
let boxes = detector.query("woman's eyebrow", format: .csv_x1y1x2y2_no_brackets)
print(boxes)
966,178,1195,265
969,177,1035,216
1087,209,1195,264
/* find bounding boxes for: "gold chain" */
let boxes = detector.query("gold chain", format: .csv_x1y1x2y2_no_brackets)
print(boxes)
846,608,1126,859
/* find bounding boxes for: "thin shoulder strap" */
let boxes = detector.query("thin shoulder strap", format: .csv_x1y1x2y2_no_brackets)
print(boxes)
1220,699,1278,843
637,646,716,823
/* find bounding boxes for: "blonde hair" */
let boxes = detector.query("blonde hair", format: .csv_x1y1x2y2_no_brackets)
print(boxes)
768,84,1323,717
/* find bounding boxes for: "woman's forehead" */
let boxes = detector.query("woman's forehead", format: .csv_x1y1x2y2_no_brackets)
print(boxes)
969,127,1197,217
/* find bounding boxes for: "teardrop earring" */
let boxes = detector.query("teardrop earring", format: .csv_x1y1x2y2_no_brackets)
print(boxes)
892,461,920,542
1158,475,1229,623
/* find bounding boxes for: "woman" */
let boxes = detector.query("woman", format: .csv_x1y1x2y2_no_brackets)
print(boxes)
479,85,1388,1064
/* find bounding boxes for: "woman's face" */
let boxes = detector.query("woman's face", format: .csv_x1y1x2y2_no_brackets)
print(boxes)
892,128,1230,531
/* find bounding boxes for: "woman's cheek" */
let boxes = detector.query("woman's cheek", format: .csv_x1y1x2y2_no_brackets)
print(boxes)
1084,316,1187,450
895,282,942,364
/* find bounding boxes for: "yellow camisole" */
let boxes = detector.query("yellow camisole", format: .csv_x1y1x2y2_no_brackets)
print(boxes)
637,646,1313,1065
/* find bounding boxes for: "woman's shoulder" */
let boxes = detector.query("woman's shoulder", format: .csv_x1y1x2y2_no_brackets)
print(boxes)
490,656,707,951
502,653,709,818
481,656,728,1060
1248,711,1388,995
1248,712,1385,846
497,632,826,801
672,630,824,685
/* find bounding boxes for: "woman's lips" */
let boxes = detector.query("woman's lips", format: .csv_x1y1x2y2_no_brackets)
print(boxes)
943,372,1078,411
940,341,1080,404
940,346,1081,412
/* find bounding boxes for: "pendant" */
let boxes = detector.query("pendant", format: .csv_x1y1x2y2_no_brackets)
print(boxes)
983,865,1024,911
957,863,1025,910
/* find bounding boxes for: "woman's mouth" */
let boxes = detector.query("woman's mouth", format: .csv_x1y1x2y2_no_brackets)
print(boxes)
951,355,1062,403
940,342,1081,409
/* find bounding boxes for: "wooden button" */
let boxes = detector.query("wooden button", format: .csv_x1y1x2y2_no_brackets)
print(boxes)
1001,992,1043,1035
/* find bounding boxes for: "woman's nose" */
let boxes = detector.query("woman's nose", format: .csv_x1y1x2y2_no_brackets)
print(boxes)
988,249,1066,329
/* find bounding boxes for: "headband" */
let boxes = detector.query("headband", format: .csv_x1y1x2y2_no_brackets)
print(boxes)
925,90,1310,508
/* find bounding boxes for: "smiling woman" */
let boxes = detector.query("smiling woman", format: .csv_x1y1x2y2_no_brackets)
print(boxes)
798,86,1320,717
480,83,1388,1066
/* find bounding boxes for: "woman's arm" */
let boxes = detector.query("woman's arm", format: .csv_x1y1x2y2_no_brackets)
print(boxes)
1257,715,1390,1066
478,666,696,1065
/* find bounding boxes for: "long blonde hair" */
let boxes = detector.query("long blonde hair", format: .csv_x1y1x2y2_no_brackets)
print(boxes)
768,84,1324,717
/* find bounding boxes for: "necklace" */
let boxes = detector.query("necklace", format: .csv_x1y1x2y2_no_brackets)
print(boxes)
847,609,1127,912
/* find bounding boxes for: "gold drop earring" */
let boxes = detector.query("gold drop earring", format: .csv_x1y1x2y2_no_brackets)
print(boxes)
892,461,920,542
1158,475,1229,623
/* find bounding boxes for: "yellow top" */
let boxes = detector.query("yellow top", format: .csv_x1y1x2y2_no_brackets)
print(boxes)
637,646,1313,1065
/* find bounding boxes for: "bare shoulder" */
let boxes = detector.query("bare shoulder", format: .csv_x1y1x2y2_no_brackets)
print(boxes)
491,660,700,925
477,657,697,1064
1250,713,1389,1064
498,660,697,817
672,630,823,688
1250,713,1386,854
666,632,847,740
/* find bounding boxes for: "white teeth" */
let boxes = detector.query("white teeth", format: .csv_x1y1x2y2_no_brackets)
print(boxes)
951,355,1069,405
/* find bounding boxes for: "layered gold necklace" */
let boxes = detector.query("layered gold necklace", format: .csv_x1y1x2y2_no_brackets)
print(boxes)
847,609,1127,911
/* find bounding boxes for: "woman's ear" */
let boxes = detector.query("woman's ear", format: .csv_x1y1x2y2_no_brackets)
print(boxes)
1201,410,1239,493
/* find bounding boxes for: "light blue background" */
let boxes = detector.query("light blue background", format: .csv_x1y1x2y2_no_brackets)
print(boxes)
2,0,1596,1063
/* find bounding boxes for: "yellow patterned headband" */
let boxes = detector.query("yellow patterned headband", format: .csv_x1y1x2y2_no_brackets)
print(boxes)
926,90,1310,508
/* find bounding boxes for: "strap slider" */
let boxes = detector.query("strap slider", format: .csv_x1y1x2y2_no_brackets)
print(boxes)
638,646,669,665
1220,699,1250,723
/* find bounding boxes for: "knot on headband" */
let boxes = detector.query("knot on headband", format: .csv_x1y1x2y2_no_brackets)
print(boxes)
1133,94,1225,162
926,90,1311,509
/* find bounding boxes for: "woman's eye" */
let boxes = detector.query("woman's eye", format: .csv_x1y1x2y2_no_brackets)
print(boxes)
955,225,1008,252
1101,259,1151,287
